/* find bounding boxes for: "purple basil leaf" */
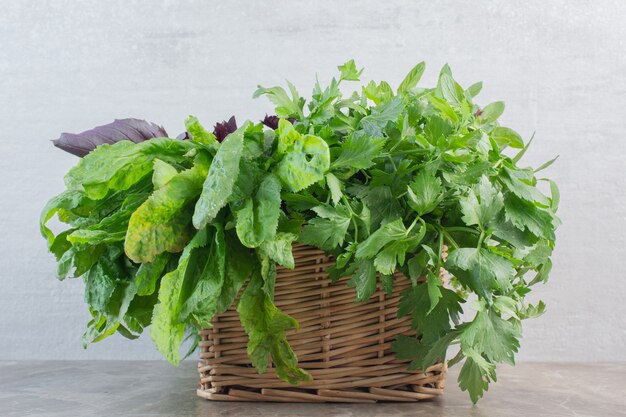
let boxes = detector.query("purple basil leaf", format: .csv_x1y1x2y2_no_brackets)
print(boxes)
213,116,237,142
52,118,169,157
176,131,192,140
262,114,280,130
261,114,297,130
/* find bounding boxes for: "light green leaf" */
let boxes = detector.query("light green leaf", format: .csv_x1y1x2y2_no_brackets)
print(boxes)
126,153,210,263
460,176,503,229
445,248,514,299
347,259,377,301
356,218,407,259
178,225,226,328
149,229,210,365
438,67,461,106
235,174,282,248
407,171,442,215
275,128,330,192
40,190,87,246
466,81,483,98
253,85,303,118
193,122,250,229
216,232,257,313
65,138,196,200
237,271,312,383
152,159,179,189
331,133,385,170
325,173,343,205
397,61,425,94
260,233,297,269
337,59,363,81
184,115,218,146
480,101,505,124
299,204,351,250
491,126,524,149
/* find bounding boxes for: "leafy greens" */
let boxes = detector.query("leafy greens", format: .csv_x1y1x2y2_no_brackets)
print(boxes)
41,60,559,402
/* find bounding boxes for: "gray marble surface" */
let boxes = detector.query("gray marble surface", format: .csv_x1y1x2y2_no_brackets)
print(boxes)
1,361,624,416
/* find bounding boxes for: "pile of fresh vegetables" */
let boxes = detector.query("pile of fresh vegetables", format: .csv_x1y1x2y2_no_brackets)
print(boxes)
41,60,559,402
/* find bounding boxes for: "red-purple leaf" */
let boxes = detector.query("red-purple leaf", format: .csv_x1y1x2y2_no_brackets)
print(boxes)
52,118,169,157
261,114,296,130
213,116,237,142
262,114,280,130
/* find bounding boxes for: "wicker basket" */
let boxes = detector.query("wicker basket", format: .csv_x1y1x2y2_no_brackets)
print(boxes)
197,243,447,403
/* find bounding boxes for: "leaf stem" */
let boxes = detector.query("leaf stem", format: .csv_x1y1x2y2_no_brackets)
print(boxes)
444,226,481,235
476,231,486,249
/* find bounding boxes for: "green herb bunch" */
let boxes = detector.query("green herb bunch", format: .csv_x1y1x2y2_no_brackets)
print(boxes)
41,60,559,402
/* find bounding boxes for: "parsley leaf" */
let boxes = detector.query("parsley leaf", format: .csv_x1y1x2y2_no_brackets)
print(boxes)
299,204,351,250
445,248,514,299
406,171,443,216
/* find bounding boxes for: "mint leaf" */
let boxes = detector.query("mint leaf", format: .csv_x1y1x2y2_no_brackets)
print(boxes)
491,126,524,149
397,61,425,95
437,66,462,107
466,81,483,98
479,101,505,125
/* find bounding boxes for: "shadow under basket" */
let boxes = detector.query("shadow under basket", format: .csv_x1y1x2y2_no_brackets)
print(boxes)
197,244,447,403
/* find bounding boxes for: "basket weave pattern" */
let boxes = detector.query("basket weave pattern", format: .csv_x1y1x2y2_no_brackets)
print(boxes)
197,244,447,402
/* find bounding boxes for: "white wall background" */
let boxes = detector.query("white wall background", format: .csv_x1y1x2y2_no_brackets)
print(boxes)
1,1,624,361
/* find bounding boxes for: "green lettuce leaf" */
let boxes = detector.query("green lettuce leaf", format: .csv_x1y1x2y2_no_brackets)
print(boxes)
237,270,312,384
193,122,251,229
65,138,196,200
125,152,211,263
